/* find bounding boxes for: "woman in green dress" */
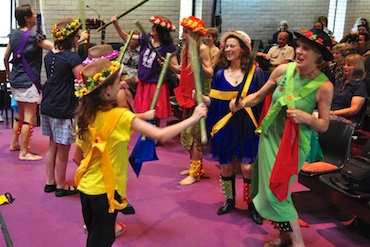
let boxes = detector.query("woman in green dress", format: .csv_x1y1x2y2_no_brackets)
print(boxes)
230,29,334,246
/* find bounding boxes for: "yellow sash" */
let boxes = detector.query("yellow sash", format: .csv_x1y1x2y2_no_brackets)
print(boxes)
74,108,128,213
210,65,257,137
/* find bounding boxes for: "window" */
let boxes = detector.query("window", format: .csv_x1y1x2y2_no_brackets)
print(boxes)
0,0,17,44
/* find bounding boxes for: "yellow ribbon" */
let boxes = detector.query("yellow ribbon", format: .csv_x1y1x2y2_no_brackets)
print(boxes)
74,108,128,213
210,65,257,137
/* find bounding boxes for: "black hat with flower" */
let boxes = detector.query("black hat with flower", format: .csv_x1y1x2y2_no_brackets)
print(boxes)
75,58,121,98
294,29,333,61
52,18,81,42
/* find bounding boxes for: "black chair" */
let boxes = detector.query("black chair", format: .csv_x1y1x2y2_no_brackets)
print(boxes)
319,137,370,199
0,70,14,124
77,43,96,60
251,39,264,52
300,120,354,177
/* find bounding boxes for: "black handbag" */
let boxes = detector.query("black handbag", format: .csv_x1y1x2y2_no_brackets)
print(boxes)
337,156,370,192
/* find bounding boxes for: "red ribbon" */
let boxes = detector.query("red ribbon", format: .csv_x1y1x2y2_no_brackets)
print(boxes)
269,118,299,202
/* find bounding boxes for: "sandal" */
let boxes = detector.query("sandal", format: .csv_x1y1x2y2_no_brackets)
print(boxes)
44,184,57,193
55,184,78,197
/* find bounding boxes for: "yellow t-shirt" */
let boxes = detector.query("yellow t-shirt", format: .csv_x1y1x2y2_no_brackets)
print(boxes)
76,108,136,198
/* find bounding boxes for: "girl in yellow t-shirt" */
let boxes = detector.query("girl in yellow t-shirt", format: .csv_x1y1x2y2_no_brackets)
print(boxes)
72,58,207,247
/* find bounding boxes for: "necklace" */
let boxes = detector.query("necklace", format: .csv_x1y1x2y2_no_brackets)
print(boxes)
226,69,243,86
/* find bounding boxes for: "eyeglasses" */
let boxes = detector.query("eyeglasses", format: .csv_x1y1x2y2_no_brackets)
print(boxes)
225,44,240,49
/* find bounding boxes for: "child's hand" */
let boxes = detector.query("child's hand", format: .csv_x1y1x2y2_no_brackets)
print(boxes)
192,103,208,120
139,109,156,120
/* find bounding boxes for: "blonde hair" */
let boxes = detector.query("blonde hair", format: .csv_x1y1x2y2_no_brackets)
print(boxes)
343,54,365,80
278,20,289,30
180,30,203,67
332,43,351,57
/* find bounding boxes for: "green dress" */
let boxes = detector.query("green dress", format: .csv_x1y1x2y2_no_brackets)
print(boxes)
252,62,327,222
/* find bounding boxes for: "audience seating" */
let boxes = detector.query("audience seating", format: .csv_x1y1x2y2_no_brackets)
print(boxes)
298,121,370,224
0,70,14,124
300,120,354,177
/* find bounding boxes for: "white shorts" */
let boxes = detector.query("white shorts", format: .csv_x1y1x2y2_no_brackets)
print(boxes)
11,84,40,104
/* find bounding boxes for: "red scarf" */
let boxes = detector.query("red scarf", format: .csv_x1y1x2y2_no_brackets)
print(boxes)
269,118,299,202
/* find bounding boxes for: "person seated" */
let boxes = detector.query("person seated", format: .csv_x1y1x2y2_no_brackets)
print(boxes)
119,30,141,111
330,54,368,127
269,20,294,45
258,31,294,71
357,23,370,34
318,16,334,36
351,17,369,32
314,21,324,31
329,43,352,83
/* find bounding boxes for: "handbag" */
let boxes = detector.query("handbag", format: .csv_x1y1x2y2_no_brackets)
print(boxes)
339,156,370,192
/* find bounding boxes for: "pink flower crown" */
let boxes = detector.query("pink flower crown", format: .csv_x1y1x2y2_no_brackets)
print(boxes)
149,16,176,32
82,50,120,66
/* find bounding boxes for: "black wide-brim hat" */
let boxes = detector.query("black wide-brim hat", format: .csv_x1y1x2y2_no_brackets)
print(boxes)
294,29,333,61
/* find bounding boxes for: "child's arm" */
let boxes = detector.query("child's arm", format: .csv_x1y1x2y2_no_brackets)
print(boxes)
131,103,207,143
73,146,84,166
136,109,156,120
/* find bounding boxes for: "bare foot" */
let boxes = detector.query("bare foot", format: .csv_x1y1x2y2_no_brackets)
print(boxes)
9,144,21,151
179,169,189,175
179,175,199,185
19,152,42,161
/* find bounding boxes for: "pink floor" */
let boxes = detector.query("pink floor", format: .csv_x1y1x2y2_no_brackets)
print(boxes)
0,125,369,247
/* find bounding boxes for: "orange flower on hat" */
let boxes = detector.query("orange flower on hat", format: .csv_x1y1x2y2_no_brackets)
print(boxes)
181,16,207,36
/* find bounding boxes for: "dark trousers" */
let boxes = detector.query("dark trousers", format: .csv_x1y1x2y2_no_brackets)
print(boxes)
80,192,120,247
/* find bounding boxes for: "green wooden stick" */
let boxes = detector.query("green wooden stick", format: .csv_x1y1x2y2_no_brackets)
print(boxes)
116,30,134,64
188,37,208,145
79,0,86,30
97,0,149,31
150,53,172,110
141,52,171,140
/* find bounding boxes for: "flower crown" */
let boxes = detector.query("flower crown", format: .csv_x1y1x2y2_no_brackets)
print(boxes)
75,61,120,98
181,16,207,36
149,16,176,32
52,18,81,41
299,29,330,51
82,50,120,66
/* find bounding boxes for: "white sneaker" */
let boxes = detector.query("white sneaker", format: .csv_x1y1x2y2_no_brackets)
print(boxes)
0,114,4,122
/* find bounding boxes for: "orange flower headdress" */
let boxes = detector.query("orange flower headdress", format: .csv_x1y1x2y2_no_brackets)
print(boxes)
181,16,207,36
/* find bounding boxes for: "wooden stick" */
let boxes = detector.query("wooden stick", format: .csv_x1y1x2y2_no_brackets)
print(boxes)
97,0,149,31
116,30,134,64
134,20,163,61
79,0,86,30
141,52,171,140
235,40,260,105
188,37,208,145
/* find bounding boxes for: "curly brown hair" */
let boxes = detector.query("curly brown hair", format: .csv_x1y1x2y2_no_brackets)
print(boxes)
217,35,251,71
